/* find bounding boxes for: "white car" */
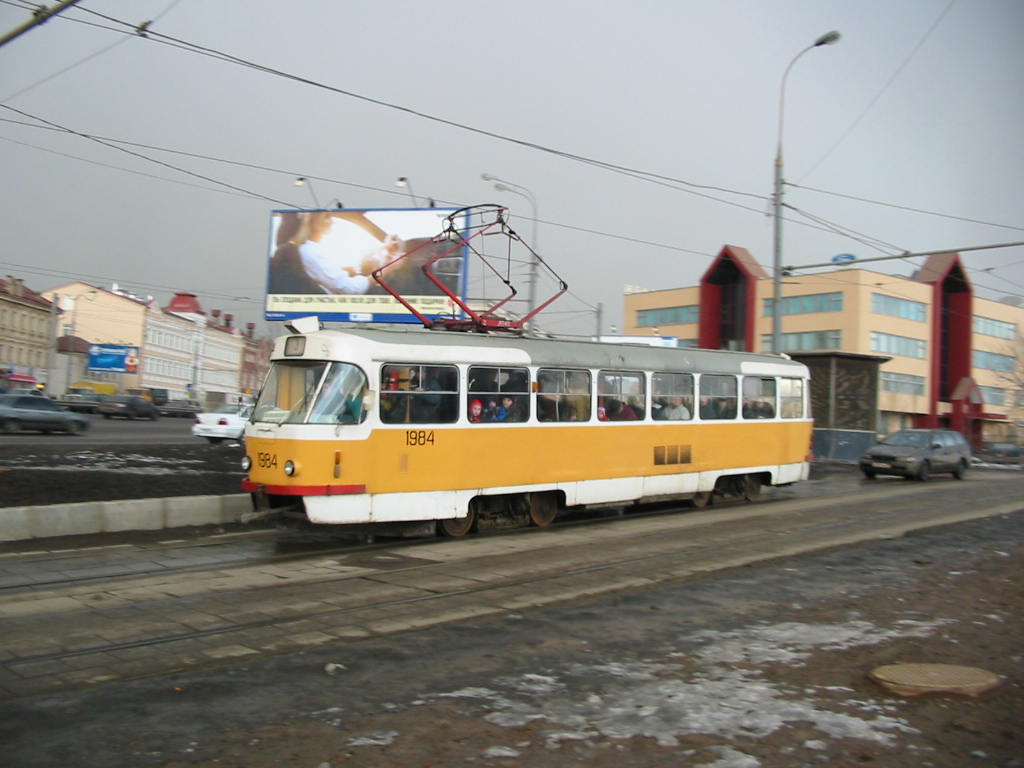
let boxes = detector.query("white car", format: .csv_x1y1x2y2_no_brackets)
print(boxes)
191,404,252,444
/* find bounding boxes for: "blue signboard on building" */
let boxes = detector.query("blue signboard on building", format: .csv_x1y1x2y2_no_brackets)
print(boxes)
88,345,140,374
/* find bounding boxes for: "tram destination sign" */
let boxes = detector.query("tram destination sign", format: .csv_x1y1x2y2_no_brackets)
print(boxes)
264,208,470,324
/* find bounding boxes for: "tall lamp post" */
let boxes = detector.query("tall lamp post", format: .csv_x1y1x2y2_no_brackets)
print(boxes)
481,173,539,315
772,30,840,354
395,176,418,206
294,176,321,208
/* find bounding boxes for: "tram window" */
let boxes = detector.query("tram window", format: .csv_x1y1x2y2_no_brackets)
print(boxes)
742,377,776,419
253,360,330,424
307,363,369,424
779,378,804,418
537,368,591,422
698,374,737,420
379,363,459,424
597,370,644,421
651,372,694,421
467,365,530,423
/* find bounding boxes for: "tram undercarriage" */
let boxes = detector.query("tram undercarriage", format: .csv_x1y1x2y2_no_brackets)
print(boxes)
246,469,779,539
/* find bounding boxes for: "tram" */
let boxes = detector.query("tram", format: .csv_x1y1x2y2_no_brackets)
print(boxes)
241,317,812,536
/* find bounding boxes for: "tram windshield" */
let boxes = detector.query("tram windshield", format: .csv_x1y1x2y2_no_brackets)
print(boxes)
253,361,368,425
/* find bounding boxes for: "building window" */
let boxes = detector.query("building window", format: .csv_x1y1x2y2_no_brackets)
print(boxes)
761,330,842,353
973,316,1015,340
636,305,699,327
872,293,926,322
870,331,926,359
763,292,843,317
978,385,1005,406
880,371,925,395
973,349,1015,373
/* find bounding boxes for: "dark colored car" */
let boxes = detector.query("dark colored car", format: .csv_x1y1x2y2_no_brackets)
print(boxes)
976,441,1021,462
55,393,101,413
158,399,202,418
859,428,971,481
0,394,90,434
97,395,160,420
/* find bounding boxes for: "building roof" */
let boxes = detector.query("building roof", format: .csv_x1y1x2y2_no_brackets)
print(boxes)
703,245,770,282
913,252,972,290
1,275,53,311
57,335,91,354
162,291,205,315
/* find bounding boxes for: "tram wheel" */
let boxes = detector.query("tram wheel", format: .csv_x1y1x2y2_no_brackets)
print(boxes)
690,491,713,508
528,493,558,527
438,503,478,537
743,475,762,501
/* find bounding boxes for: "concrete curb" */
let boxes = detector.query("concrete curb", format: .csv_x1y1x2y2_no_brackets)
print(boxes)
0,494,252,542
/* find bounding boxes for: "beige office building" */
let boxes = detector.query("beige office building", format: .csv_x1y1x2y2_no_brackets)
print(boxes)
622,246,1022,447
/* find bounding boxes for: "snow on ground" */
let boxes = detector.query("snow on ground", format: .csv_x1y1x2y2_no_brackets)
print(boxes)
393,618,953,765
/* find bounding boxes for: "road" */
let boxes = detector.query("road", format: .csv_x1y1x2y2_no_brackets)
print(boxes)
2,411,202,446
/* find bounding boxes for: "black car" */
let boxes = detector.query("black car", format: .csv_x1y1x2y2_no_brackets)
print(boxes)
0,394,91,434
859,428,971,481
158,399,202,418
97,395,160,420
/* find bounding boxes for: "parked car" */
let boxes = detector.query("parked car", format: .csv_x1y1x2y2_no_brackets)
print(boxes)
192,403,253,444
55,393,101,413
976,441,1021,462
8,387,45,397
97,395,160,420
0,394,90,434
158,399,202,418
859,428,971,481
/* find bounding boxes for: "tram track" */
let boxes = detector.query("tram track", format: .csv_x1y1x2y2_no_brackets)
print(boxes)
2,472,1020,702
0,476,903,593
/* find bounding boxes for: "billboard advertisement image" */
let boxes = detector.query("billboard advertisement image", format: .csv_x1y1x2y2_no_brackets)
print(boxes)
265,208,468,323
88,345,140,373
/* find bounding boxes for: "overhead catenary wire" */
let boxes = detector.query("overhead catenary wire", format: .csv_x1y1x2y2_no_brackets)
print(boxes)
3,1,1020,328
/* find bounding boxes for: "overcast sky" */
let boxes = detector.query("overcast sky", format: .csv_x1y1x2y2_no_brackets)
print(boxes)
1,0,1021,338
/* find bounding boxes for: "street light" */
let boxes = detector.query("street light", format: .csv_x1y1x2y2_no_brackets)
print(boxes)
481,173,539,315
771,30,840,354
294,176,321,208
395,176,418,207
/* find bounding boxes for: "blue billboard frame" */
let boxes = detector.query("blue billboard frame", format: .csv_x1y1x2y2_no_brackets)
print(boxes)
88,344,140,373
264,207,469,324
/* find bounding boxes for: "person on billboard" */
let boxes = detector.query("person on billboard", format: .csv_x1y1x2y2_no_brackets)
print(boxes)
295,212,370,294
268,212,324,294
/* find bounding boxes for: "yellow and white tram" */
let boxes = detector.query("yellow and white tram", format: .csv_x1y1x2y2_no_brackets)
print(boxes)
242,318,812,536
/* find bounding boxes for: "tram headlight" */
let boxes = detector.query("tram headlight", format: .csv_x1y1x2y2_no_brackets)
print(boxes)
284,459,298,476
241,455,252,472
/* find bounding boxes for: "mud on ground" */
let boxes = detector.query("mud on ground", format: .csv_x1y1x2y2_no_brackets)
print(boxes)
0,443,245,507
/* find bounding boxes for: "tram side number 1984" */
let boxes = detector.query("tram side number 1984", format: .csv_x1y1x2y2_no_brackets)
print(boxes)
405,430,435,446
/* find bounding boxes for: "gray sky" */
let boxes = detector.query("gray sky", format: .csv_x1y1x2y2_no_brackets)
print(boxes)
1,0,1022,338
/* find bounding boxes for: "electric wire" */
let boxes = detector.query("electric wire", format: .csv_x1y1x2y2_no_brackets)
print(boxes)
798,0,958,181
788,182,1024,233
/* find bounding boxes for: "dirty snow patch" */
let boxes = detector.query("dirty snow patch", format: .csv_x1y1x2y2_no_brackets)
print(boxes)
415,619,934,750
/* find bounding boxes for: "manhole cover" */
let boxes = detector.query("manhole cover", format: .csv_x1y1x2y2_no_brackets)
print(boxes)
869,663,1004,697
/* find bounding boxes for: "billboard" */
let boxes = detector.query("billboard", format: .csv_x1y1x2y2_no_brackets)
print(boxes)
264,208,468,323
88,344,140,373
